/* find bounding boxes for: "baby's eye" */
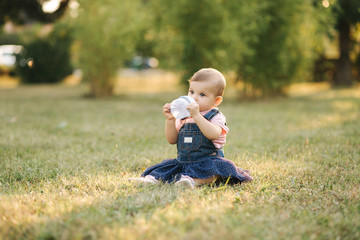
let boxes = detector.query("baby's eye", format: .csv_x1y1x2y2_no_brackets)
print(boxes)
200,93,206,97
189,90,194,94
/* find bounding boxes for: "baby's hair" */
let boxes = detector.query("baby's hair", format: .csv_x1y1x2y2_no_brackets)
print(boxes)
189,68,226,96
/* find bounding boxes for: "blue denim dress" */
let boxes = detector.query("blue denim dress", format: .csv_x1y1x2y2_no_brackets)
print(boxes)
141,109,250,184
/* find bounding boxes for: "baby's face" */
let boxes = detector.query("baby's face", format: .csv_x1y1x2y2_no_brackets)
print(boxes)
188,80,219,112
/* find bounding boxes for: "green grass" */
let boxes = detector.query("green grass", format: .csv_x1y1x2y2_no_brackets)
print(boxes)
0,84,359,239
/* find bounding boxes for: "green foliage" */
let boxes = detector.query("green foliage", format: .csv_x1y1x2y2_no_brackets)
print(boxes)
15,23,73,84
3,0,346,96
150,0,230,83
149,0,323,95
332,0,360,86
240,0,321,96
168,0,228,82
335,0,360,26
74,0,147,97
0,32,21,45
220,0,270,82
0,0,70,25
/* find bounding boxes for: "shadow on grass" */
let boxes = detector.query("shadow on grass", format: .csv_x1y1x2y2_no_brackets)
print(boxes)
6,181,182,239
2,84,360,238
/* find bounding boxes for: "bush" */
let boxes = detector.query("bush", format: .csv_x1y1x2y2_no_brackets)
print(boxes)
74,0,145,97
0,33,21,45
16,24,73,84
240,0,321,96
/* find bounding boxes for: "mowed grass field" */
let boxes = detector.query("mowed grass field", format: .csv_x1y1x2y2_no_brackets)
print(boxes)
0,83,359,239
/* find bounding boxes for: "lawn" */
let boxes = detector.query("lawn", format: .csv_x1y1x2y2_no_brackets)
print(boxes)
0,83,359,239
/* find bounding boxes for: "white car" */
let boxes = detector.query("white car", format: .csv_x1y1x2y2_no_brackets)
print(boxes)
0,45,23,73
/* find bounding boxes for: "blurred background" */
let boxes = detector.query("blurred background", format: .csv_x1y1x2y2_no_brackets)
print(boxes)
0,0,359,98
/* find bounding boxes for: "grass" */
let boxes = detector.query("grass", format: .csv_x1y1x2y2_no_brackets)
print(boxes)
0,83,359,239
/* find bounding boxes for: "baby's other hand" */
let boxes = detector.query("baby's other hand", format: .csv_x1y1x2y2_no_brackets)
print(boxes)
187,102,200,118
163,103,175,120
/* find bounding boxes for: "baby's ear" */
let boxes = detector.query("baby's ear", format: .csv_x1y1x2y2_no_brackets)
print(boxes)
215,96,223,106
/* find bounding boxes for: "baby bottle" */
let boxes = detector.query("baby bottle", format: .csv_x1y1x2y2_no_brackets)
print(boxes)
170,96,195,119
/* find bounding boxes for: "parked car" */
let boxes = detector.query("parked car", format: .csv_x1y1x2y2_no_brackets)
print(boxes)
0,45,23,74
126,55,159,70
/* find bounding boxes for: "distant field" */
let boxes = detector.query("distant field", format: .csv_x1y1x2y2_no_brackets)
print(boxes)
0,83,359,239
0,69,180,93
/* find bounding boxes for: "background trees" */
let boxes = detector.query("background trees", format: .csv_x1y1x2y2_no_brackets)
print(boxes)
239,0,321,96
1,0,359,97
151,0,229,84
0,0,73,83
15,23,73,83
73,0,147,97
333,0,360,86
0,0,70,24
150,0,322,96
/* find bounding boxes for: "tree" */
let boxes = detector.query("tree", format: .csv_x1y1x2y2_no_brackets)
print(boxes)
150,0,268,86
221,0,270,95
0,0,70,25
15,22,73,84
333,0,360,86
149,0,229,84
0,0,73,84
239,0,321,97
73,0,146,97
151,0,321,97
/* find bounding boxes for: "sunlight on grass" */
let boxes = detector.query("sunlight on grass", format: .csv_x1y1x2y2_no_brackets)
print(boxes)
0,81,359,239
0,75,20,89
115,69,180,94
285,82,331,96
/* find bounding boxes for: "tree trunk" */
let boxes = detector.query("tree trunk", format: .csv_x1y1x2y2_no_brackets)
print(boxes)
334,18,353,86
89,71,114,98
90,81,114,98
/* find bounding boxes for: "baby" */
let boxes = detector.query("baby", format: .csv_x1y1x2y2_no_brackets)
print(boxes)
138,68,252,188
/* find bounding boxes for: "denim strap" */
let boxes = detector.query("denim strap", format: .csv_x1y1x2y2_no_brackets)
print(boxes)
203,109,219,121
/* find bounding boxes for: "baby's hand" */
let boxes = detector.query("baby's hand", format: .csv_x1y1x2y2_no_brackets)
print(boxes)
187,102,200,118
163,103,175,120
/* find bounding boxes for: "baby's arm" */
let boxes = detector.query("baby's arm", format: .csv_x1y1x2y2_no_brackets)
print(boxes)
192,114,222,140
187,103,222,140
163,103,178,144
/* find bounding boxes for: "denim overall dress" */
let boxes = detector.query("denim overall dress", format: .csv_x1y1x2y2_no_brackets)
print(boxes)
177,109,224,163
141,109,250,184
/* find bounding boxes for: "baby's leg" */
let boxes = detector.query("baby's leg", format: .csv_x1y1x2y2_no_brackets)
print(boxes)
175,175,220,188
193,175,219,185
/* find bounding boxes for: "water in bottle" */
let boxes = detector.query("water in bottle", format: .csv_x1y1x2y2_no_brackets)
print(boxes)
170,96,195,119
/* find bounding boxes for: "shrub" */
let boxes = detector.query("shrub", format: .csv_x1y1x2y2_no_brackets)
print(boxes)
16,23,73,84
240,0,320,96
74,0,145,97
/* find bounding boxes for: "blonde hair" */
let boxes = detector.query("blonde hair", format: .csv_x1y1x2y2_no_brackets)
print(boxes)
189,68,226,96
